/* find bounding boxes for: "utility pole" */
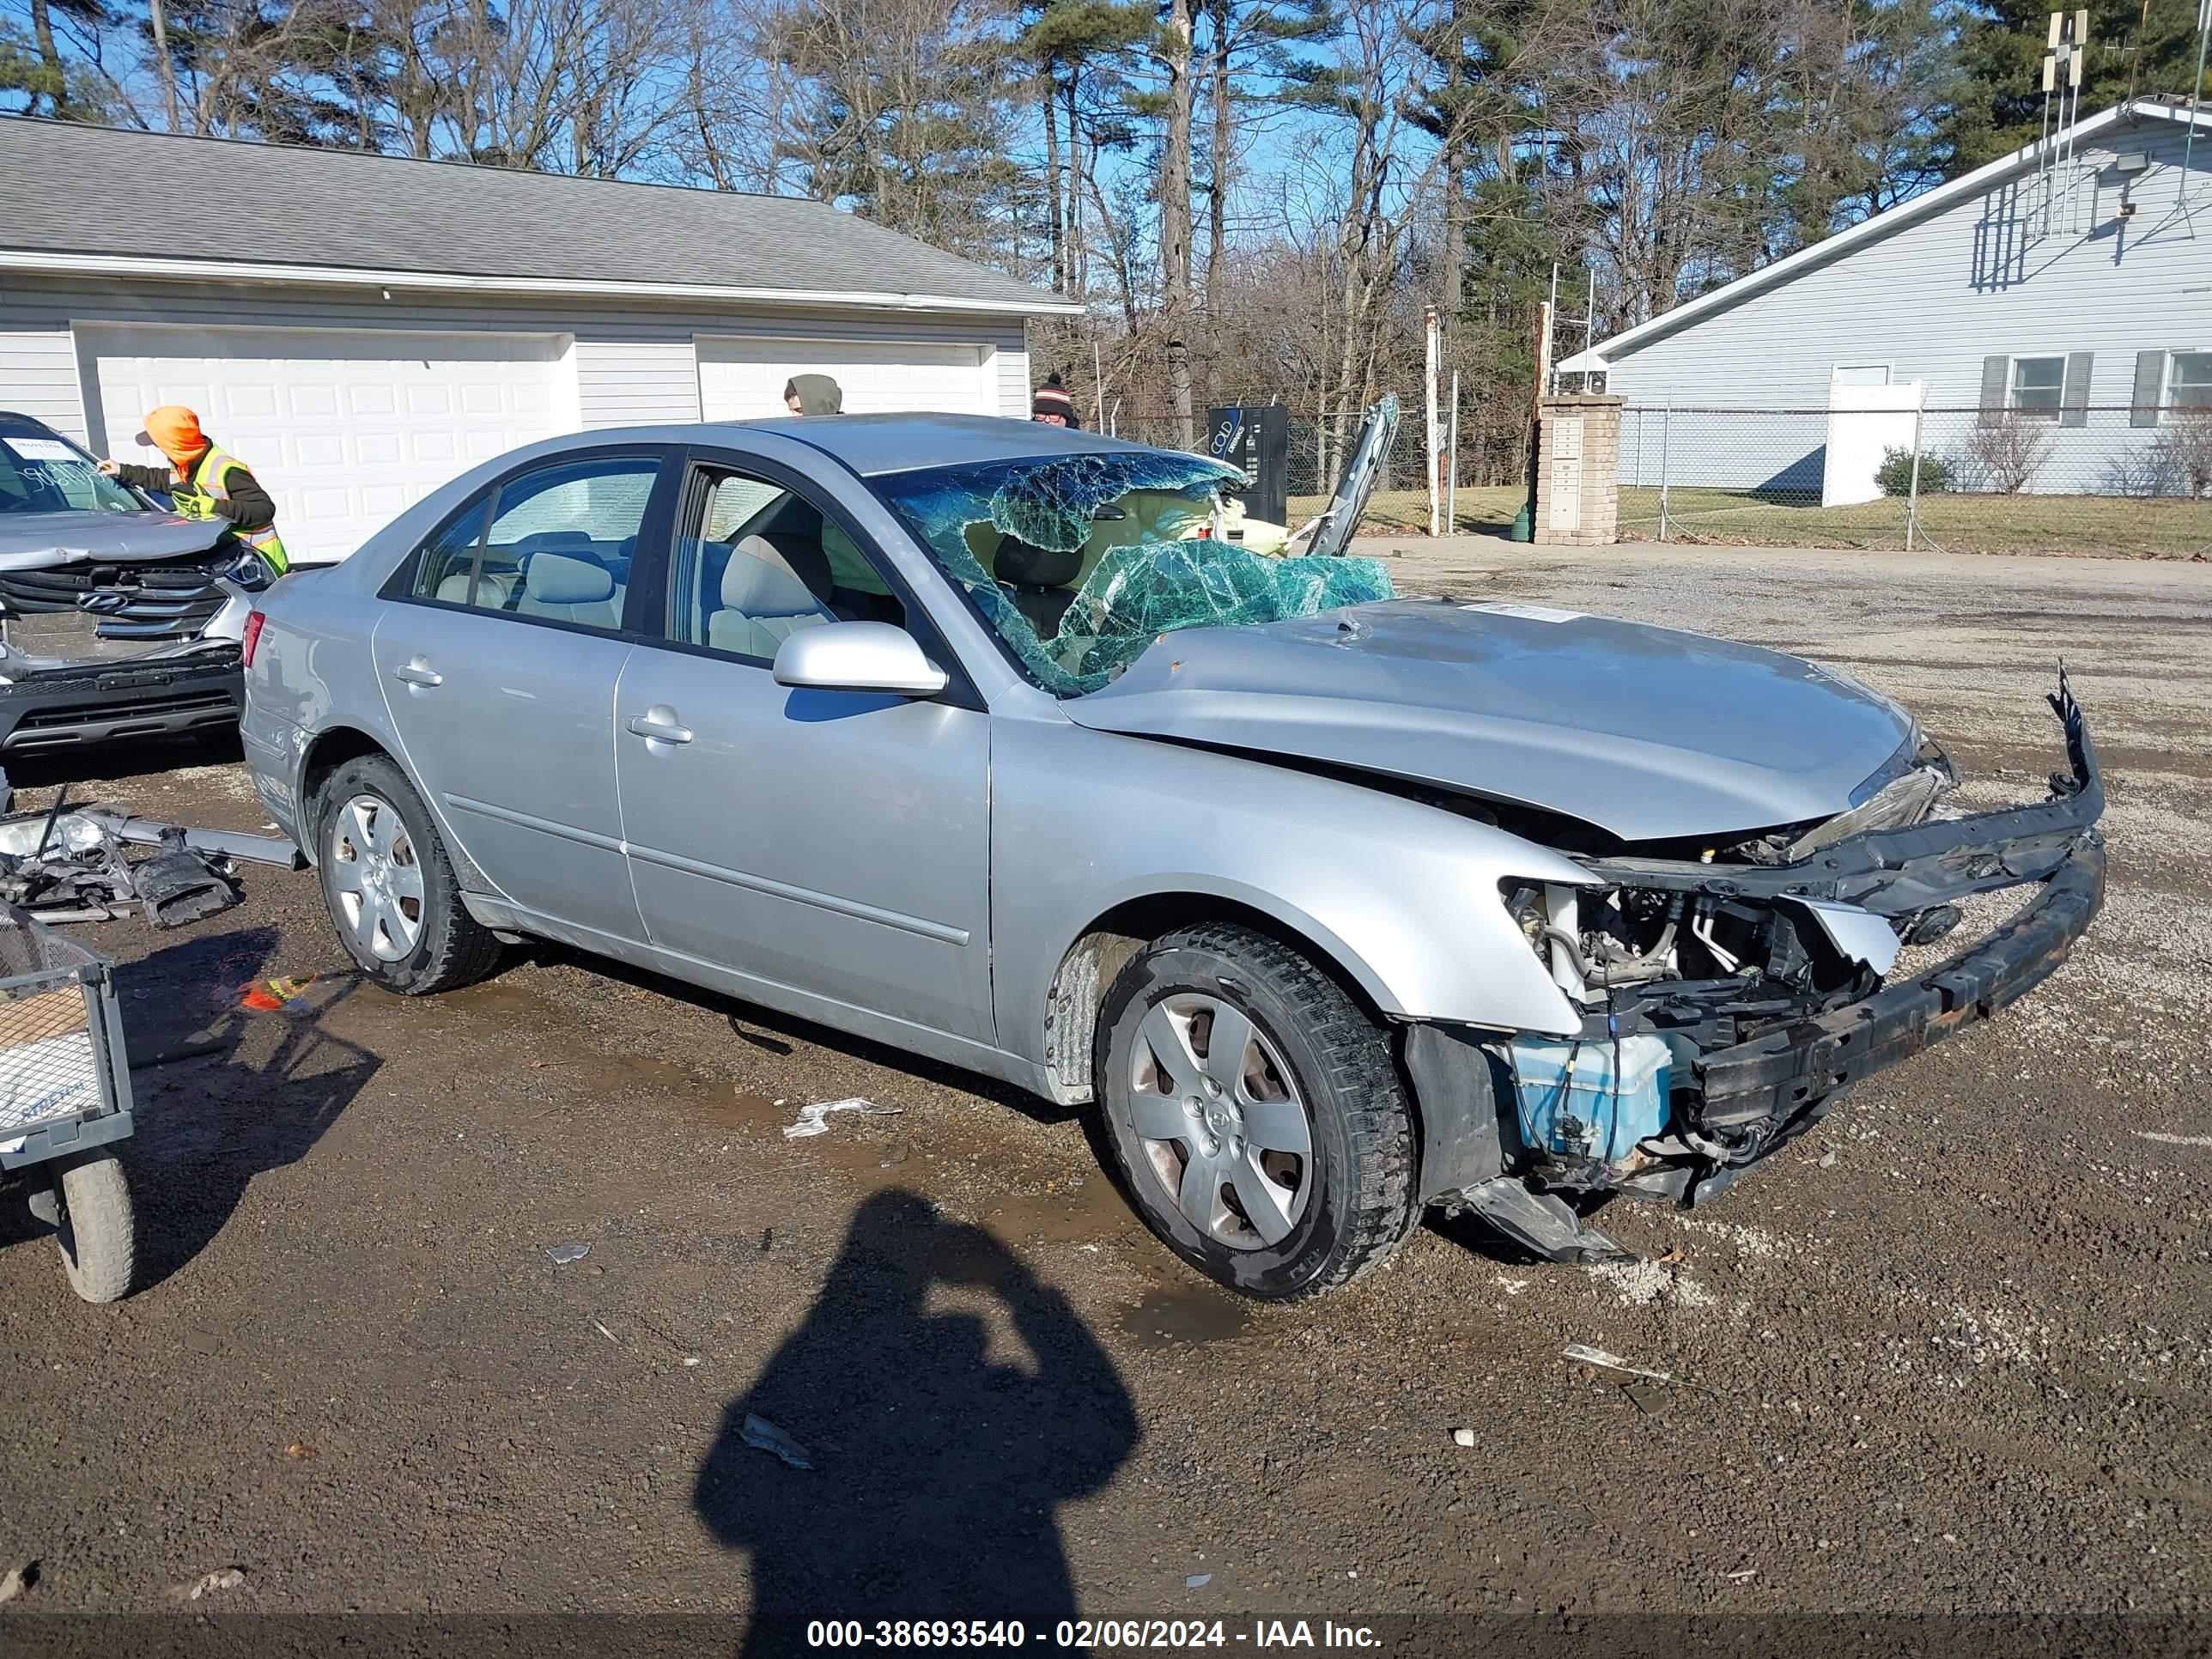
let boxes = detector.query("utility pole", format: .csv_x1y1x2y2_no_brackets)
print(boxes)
2186,0,2209,196
1425,305,1442,538
1446,372,1461,533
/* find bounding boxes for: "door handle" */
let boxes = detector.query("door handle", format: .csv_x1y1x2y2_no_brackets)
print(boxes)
626,708,694,746
392,658,442,689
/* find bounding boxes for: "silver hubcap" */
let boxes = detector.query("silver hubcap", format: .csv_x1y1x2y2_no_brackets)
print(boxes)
328,793,426,963
1128,994,1312,1250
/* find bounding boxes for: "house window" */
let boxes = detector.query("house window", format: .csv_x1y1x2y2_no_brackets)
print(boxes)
2009,356,2066,420
2171,352,2212,411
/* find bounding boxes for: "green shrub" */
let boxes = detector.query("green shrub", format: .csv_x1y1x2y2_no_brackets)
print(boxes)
1875,447,1954,497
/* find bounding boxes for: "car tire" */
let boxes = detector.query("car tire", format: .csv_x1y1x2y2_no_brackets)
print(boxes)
313,753,501,995
52,1152,135,1304
1096,922,1417,1301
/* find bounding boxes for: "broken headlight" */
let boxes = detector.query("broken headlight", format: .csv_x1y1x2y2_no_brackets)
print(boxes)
1734,732,1955,866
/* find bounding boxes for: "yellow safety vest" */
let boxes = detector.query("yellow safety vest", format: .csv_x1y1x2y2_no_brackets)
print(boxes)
171,446,289,575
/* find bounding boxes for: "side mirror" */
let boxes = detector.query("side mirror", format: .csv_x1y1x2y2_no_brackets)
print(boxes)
772,622,950,698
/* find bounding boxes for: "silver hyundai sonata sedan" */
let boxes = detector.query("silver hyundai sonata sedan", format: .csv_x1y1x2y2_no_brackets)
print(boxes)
239,416,2104,1300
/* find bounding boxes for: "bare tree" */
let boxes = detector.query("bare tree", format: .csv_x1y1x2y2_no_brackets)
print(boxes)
2150,409,2212,499
1964,414,2054,495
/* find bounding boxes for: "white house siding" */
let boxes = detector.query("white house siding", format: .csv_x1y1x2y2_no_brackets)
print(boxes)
573,337,701,427
1601,118,2212,493
0,325,87,440
0,272,1033,555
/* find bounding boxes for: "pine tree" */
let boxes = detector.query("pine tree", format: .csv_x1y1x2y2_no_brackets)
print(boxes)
1943,0,2206,173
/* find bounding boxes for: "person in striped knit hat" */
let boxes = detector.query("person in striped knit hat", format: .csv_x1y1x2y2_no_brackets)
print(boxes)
1030,372,1080,428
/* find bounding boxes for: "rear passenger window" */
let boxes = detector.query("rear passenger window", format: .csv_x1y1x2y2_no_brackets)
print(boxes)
416,456,660,630
408,495,490,603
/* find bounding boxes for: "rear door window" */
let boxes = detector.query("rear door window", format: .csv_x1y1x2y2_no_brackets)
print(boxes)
396,453,667,634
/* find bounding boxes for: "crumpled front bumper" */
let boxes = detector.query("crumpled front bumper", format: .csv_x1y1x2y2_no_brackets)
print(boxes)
1571,672,2106,1203
1697,832,2102,1128
0,652,243,753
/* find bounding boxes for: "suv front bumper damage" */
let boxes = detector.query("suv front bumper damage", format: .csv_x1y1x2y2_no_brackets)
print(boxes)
0,651,243,753
0,556,259,753
1415,676,2106,1258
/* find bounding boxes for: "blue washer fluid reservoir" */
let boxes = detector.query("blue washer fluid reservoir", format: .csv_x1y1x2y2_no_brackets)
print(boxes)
1509,1034,1672,1165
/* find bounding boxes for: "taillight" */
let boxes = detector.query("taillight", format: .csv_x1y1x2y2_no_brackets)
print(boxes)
241,610,266,668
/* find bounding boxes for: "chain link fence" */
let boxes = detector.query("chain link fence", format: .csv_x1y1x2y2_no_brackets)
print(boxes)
1617,404,2212,557
1102,398,2212,554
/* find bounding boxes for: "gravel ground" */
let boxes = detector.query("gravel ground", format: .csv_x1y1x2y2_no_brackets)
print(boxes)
0,540,2204,1639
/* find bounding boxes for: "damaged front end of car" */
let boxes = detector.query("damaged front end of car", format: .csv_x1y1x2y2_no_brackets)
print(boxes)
1424,673,2106,1261
0,540,266,754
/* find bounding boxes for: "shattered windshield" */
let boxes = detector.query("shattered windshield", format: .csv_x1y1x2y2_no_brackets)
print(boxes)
873,449,1396,696
0,425,143,516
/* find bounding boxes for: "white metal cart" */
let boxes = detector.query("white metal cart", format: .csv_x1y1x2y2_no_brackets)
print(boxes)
0,904,136,1302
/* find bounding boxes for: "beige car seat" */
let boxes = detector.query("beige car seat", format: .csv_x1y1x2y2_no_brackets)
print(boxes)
514,550,623,629
707,536,838,659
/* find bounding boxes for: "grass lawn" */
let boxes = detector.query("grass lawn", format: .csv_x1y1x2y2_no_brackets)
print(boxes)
1291,484,2212,557
1289,486,1524,538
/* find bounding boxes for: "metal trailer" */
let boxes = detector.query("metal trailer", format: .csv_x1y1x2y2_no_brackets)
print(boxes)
0,904,137,1302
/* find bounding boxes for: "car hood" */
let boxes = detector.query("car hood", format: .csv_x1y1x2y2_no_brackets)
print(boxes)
0,511,231,571
1060,599,1918,842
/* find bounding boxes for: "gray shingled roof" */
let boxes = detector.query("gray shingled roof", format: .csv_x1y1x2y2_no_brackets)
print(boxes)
0,118,1068,313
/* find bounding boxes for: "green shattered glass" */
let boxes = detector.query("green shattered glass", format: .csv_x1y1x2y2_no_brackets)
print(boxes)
1054,543,1396,685
877,448,1395,697
988,453,1172,551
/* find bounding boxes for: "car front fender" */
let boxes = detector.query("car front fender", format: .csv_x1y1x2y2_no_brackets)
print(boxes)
988,714,1592,1079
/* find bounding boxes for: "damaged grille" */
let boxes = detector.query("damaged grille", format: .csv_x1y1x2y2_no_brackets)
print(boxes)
0,558,232,642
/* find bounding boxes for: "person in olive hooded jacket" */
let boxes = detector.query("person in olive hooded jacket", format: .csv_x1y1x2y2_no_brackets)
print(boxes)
783,374,843,416
776,374,891,611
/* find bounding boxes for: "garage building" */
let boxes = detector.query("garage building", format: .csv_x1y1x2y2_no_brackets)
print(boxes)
0,118,1076,562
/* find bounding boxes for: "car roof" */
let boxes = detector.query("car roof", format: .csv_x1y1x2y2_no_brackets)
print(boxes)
732,413,1168,478
0,411,69,440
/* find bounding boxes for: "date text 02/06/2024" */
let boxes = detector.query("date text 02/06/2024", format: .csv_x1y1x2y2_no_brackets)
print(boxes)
805,1620,1383,1649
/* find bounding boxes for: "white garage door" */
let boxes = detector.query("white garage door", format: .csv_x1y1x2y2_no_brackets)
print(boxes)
696,336,996,422
82,325,572,563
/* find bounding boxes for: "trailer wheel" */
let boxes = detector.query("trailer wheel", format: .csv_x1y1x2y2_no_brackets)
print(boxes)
52,1152,136,1304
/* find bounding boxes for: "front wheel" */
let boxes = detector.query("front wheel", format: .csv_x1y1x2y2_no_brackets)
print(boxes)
313,754,501,994
1096,923,1418,1301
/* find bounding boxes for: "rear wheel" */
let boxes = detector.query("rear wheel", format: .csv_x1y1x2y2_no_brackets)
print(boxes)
52,1152,135,1304
1096,923,1417,1301
313,754,501,994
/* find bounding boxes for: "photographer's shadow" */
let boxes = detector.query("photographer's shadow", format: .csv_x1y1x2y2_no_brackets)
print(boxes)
116,928,379,1288
696,1189,1138,1654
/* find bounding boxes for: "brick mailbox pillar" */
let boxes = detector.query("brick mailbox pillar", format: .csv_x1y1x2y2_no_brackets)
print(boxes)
1533,394,1622,545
